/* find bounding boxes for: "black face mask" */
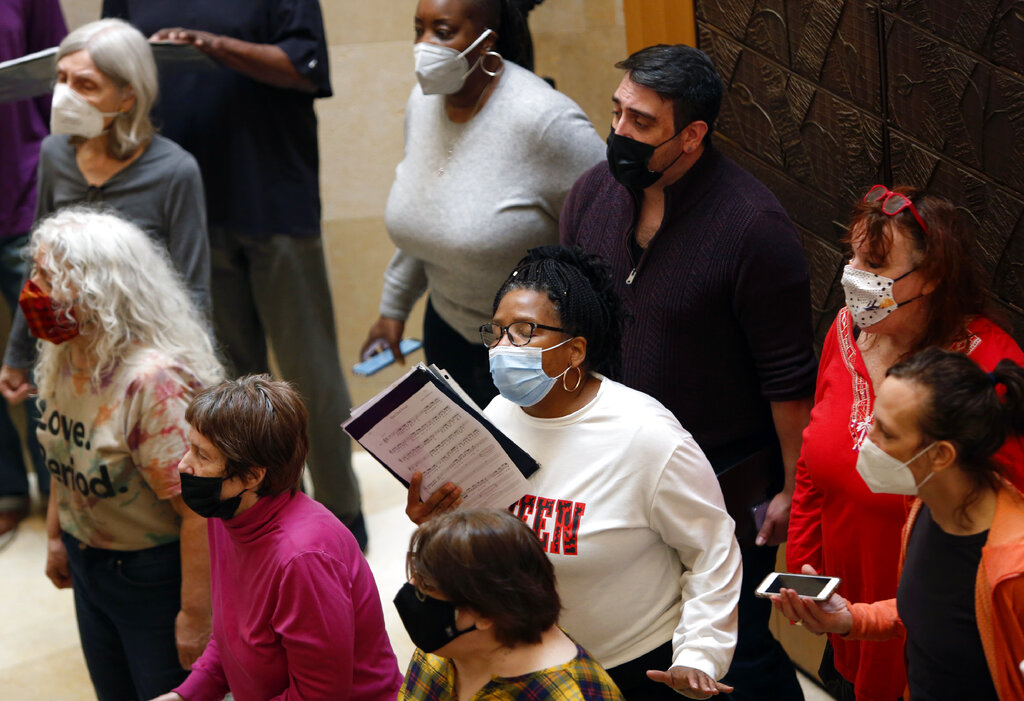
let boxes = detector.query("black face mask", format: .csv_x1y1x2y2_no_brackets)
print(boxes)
179,472,248,520
606,127,685,190
393,582,477,653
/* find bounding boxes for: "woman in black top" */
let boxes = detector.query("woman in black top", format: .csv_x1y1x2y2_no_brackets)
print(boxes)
772,346,1024,700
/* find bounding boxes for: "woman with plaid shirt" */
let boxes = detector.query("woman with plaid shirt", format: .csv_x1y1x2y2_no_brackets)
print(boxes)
396,509,624,701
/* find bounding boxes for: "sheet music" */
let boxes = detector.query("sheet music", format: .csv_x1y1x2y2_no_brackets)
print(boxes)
350,379,531,510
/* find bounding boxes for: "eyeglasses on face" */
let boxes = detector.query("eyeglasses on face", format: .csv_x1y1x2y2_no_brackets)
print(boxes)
862,184,930,235
479,321,568,348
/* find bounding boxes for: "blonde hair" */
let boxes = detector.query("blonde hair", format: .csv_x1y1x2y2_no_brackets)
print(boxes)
57,18,157,160
32,207,222,400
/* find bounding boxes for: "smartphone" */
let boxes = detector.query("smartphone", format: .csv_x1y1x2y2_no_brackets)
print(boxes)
353,339,423,376
754,572,841,601
750,499,770,532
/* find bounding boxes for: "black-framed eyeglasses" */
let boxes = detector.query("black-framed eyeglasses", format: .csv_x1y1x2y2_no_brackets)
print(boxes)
479,321,569,348
863,184,930,235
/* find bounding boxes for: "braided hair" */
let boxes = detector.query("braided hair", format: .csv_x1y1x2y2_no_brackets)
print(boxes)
493,245,624,379
471,0,534,71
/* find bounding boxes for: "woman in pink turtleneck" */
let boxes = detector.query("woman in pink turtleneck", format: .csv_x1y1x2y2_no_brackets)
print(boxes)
152,376,402,701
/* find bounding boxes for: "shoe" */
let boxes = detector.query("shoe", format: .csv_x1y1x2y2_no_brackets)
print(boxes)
343,512,368,554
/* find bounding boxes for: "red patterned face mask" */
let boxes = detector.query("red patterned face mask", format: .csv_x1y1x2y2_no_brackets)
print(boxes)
18,279,79,344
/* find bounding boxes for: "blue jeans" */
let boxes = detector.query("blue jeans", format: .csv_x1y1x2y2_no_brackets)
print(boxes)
0,233,47,510
63,533,187,701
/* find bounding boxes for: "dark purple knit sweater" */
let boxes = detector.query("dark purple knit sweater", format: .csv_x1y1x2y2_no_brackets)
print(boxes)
560,145,817,465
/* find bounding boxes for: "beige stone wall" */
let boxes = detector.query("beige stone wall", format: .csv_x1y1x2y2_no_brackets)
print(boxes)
58,0,626,406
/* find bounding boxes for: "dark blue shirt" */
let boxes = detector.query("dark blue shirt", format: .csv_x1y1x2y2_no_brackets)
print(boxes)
101,0,331,236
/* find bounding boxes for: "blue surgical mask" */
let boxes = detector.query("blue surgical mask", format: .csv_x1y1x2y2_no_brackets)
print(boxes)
488,338,571,407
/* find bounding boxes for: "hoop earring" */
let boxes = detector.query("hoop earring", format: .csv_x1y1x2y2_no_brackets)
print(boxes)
562,365,583,392
482,50,504,77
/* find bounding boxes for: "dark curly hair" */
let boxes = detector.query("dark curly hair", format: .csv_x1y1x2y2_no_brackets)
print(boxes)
466,0,534,71
492,245,625,380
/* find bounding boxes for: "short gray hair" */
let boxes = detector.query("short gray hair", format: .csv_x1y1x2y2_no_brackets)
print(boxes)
57,18,157,159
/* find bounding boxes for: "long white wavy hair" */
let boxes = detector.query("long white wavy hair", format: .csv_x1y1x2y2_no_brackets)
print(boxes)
32,207,222,400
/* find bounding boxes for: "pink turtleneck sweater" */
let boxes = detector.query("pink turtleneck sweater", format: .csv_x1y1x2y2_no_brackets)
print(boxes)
173,491,402,701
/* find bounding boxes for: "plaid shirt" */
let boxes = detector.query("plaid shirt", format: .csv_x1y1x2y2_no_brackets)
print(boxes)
399,640,624,701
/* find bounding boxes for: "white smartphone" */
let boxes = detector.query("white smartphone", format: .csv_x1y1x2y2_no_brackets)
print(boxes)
754,572,841,601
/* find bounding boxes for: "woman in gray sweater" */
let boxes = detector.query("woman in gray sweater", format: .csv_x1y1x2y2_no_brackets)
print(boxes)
361,0,604,408
0,18,210,402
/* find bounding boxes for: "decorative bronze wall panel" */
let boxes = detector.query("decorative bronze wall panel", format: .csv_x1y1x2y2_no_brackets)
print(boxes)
881,0,1024,74
701,27,884,225
884,16,1024,191
698,1,882,110
697,0,1024,347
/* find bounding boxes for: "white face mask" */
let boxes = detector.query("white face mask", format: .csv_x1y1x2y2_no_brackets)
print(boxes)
841,264,922,329
413,29,493,95
50,83,122,139
856,437,936,495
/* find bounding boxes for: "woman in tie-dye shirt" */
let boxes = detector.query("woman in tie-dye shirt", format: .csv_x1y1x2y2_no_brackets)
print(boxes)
26,207,222,701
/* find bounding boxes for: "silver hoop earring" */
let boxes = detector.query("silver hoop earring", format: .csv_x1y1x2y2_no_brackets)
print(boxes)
482,50,504,77
563,365,583,392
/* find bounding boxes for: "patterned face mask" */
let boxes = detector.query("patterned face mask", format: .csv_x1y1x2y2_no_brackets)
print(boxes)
841,265,922,329
18,279,79,344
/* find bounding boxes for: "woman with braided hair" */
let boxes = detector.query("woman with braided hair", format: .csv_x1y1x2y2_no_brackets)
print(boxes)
407,245,742,700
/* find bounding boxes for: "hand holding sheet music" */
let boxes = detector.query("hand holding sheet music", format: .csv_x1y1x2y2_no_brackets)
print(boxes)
343,364,537,511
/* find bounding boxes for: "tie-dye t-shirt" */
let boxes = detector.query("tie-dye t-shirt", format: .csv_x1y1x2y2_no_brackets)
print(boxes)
38,347,203,550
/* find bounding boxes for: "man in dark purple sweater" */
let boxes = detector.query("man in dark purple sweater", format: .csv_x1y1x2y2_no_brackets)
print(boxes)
561,45,817,701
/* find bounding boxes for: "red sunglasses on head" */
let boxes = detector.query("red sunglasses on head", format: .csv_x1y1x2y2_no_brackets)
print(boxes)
862,185,930,235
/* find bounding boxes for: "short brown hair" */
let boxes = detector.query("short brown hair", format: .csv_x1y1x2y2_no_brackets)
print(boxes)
845,186,999,359
185,375,309,497
407,509,561,647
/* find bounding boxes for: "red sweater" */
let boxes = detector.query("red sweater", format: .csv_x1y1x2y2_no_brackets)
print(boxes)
788,309,1024,700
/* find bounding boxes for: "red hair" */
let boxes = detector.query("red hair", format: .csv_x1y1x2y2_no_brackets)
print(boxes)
844,186,998,358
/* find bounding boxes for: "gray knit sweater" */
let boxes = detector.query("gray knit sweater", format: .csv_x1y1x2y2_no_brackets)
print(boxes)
381,61,605,342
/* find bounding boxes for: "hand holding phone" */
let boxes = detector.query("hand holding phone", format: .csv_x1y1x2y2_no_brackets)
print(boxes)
352,338,423,376
761,566,853,636
755,572,841,601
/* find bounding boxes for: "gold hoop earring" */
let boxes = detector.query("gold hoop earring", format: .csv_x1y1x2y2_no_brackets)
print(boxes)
563,365,583,392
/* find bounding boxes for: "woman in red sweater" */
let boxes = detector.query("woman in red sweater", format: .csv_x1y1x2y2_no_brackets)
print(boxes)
787,186,1024,700
777,347,1024,701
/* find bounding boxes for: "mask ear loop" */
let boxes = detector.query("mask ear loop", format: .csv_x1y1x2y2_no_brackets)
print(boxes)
481,50,504,78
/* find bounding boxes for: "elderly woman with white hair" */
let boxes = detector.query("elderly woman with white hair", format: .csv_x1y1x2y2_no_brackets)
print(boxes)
0,17,210,404
28,207,222,700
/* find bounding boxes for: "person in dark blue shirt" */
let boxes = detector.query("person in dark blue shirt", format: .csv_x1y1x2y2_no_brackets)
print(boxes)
101,0,367,548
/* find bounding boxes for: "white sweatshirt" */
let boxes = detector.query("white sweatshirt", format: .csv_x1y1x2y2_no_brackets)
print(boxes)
485,376,742,678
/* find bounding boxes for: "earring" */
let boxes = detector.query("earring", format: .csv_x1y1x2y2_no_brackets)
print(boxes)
481,50,504,77
562,365,583,392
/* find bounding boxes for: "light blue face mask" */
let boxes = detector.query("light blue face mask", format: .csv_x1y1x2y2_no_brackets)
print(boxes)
488,338,571,407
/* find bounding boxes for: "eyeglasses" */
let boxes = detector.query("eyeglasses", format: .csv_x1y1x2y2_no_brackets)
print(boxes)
479,321,568,348
863,185,930,235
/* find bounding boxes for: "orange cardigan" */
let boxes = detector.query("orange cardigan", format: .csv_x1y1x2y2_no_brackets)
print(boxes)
846,485,1024,700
